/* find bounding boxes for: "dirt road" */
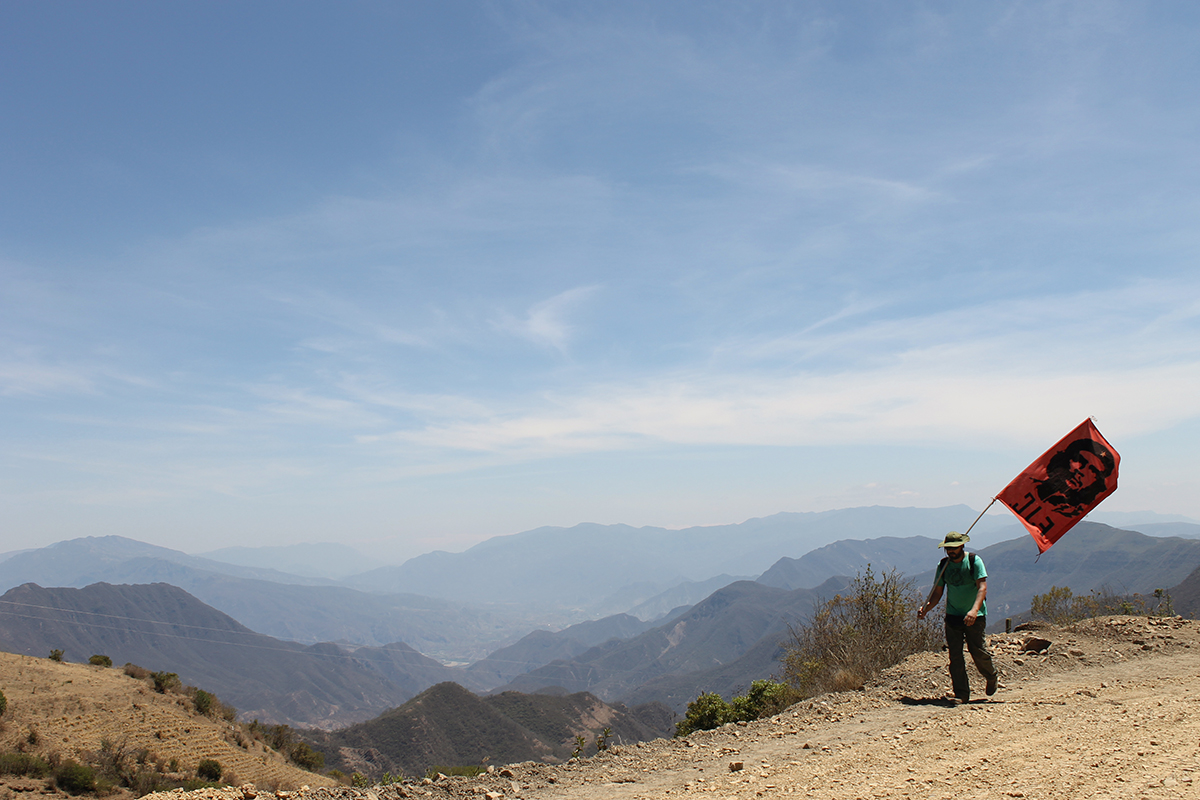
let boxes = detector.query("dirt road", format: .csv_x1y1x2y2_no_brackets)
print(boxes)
148,616,1200,800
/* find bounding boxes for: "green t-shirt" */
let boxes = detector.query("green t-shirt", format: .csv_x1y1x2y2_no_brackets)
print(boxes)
935,553,988,617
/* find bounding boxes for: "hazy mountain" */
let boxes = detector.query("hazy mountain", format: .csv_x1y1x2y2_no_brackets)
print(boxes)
94,558,528,662
493,578,845,705
464,613,660,688
0,537,532,662
1167,563,1200,617
0,535,333,593
198,542,370,580
0,582,482,727
619,631,793,713
911,523,1200,625
1114,522,1200,539
756,536,941,590
1088,510,1200,527
347,506,1006,610
625,575,747,621
304,682,674,778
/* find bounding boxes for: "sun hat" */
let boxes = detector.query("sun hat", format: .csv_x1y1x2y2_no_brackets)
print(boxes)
936,531,970,548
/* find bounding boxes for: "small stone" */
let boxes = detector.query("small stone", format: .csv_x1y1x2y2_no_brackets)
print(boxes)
498,769,515,779
729,761,745,772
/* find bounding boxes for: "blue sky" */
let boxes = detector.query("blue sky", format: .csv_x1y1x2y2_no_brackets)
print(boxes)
3,1,1199,561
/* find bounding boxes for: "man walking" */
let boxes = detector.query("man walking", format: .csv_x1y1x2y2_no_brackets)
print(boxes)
917,531,998,703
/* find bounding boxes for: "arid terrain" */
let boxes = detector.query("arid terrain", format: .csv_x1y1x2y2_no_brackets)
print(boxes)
5,616,1199,800
143,615,1199,800
0,653,335,800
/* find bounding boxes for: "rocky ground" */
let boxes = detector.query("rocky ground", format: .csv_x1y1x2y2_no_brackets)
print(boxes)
135,615,1200,800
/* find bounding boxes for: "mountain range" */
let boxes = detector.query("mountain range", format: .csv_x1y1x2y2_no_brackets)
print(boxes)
3,506,1200,743
0,581,481,728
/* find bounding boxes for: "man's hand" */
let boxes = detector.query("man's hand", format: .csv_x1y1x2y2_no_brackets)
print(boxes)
917,603,928,620
964,610,978,626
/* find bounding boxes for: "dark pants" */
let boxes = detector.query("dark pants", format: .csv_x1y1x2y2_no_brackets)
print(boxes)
945,615,997,701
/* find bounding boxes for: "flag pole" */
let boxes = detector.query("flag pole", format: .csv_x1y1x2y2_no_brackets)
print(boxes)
963,498,998,538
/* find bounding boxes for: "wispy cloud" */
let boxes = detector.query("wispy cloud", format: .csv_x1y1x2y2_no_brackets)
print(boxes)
494,285,600,353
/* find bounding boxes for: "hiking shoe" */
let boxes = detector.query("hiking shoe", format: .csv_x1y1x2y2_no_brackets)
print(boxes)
986,675,998,696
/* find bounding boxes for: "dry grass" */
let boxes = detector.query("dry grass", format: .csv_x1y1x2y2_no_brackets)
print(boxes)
0,651,335,792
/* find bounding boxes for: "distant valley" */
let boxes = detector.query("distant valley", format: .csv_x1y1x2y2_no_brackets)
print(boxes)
2,505,1199,766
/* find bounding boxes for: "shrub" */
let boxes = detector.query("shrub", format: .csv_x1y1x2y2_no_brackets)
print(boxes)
781,565,940,700
675,680,799,737
728,679,798,721
48,649,64,663
0,752,51,777
289,742,324,772
1031,585,1176,624
196,759,222,782
124,663,151,680
675,692,732,737
151,671,180,694
0,688,6,717
192,690,215,716
88,655,113,668
55,759,96,794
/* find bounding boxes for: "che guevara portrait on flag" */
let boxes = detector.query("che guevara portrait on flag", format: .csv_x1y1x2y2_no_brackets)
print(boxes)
997,418,1120,553
1032,436,1117,518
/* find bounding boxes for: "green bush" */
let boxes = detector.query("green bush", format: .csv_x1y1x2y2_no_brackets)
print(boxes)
0,688,6,717
0,752,51,777
192,689,215,716
88,655,113,668
196,759,222,782
675,680,799,737
55,760,96,794
675,692,732,736
48,649,64,663
289,742,324,772
781,565,940,700
728,679,798,721
151,671,180,694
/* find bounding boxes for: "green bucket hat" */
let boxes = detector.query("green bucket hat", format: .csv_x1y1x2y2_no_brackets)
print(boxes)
936,531,970,548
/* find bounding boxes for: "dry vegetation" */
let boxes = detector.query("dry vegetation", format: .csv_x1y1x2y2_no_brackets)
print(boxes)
137,615,1200,800
0,652,335,799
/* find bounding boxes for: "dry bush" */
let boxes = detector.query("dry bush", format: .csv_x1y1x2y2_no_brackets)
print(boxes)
1031,585,1175,624
782,565,941,700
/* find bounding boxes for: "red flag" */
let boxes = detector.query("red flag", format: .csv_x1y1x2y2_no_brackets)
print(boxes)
997,418,1120,554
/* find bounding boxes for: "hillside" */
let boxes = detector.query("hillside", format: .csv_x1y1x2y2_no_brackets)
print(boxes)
0,582,478,727
756,535,940,590
146,616,1200,800
464,614,659,688
0,651,334,794
495,579,843,708
304,683,673,779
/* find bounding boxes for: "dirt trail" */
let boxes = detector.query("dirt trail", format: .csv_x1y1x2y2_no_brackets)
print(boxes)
148,617,1200,800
